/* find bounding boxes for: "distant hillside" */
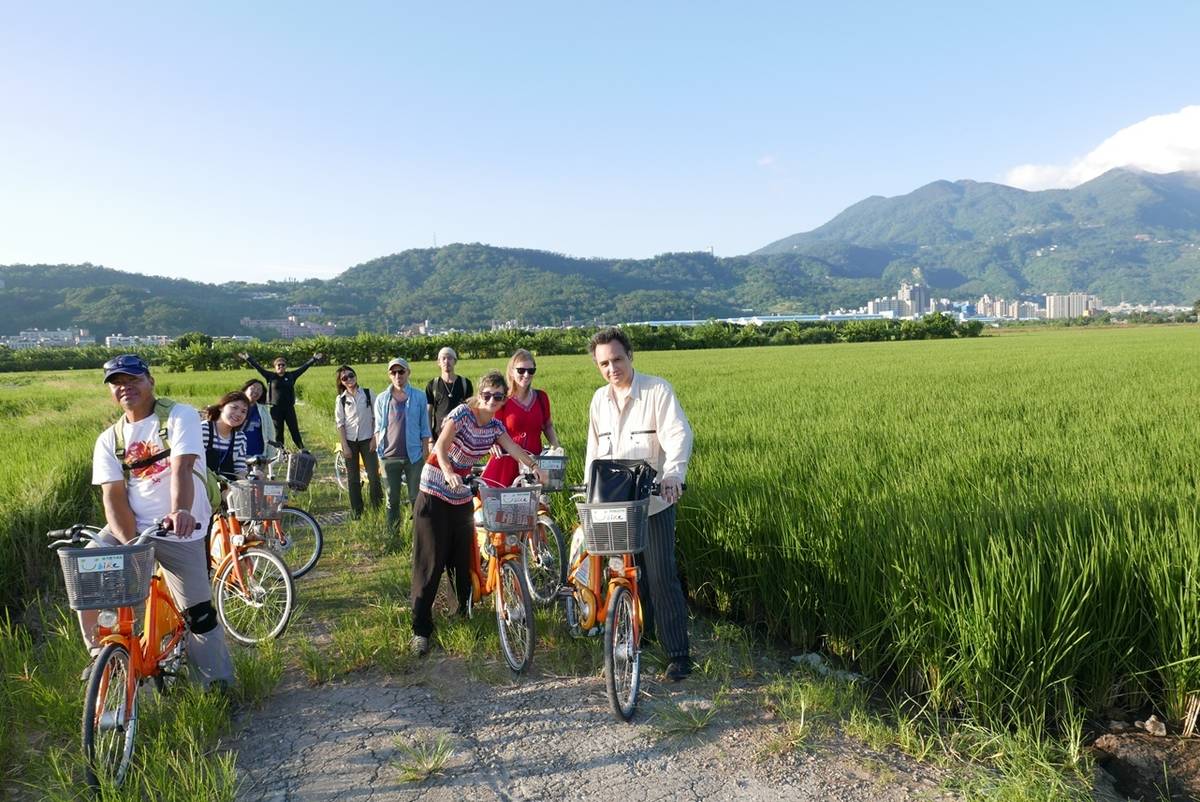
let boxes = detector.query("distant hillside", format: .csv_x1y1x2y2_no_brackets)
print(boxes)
4,168,1199,337
0,249,883,336
757,168,1200,303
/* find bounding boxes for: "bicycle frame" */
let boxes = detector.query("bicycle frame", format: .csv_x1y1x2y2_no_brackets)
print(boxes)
92,571,186,702
567,548,642,639
469,503,526,602
210,512,267,592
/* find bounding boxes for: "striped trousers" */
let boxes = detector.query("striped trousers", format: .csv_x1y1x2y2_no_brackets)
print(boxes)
636,505,690,660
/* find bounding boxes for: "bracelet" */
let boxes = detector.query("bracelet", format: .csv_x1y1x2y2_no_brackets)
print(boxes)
172,509,191,516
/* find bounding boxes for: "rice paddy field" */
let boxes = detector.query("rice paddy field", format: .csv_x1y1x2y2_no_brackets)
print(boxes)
3,324,1199,792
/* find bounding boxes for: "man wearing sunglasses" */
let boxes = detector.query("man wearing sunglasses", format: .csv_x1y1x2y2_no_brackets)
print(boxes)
373,357,432,534
585,327,695,682
87,354,234,689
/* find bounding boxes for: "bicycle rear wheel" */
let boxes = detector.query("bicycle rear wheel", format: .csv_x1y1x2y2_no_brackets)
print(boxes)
214,547,295,646
524,515,566,605
268,506,323,578
495,559,535,673
604,584,641,721
82,643,138,788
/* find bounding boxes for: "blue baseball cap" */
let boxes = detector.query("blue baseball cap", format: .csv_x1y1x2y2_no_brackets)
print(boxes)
102,354,151,382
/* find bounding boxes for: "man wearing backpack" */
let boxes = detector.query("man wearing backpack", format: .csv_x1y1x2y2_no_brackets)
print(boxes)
425,346,473,437
84,354,234,690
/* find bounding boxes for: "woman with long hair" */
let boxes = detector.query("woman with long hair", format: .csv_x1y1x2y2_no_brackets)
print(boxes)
481,349,561,488
202,391,251,480
239,378,276,460
335,364,383,518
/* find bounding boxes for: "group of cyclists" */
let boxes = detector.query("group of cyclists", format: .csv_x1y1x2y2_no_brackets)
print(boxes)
84,325,697,699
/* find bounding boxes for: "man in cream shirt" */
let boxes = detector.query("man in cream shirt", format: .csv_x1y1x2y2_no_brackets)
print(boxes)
584,327,695,681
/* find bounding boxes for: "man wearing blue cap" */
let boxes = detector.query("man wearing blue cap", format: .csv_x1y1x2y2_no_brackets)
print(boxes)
83,354,234,689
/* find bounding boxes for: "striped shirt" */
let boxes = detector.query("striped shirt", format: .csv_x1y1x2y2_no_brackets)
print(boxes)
419,404,508,504
201,420,248,480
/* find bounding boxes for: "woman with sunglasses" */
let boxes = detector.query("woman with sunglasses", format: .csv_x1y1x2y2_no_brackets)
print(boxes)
408,370,548,656
481,349,561,489
335,364,383,519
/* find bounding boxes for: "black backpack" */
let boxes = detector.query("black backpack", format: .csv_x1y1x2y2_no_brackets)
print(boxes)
587,459,657,503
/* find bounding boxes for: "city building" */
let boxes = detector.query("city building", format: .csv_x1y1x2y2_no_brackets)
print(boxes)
285,303,322,318
239,316,336,339
898,282,930,316
1045,293,1100,319
104,334,171,348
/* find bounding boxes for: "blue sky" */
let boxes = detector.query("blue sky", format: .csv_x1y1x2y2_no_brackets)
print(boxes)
2,2,1198,283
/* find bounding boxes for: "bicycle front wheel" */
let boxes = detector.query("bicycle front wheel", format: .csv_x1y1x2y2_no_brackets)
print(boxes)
495,558,535,673
214,547,295,646
524,515,566,605
604,584,641,721
270,506,323,578
82,643,138,788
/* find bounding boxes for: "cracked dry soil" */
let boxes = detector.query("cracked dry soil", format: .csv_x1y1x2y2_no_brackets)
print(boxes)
230,659,956,802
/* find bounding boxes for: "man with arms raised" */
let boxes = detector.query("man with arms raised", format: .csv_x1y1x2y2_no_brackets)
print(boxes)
585,327,695,681
87,354,234,689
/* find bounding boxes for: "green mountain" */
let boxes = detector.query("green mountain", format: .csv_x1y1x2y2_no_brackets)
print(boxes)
3,167,1199,337
756,168,1200,303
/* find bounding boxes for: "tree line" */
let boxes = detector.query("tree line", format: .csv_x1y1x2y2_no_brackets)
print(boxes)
0,315,984,373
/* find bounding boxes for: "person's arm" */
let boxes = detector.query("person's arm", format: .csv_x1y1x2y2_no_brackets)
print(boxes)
290,353,322,380
540,392,561,449
417,390,432,456
241,352,273,383
166,453,198,538
260,405,278,458
584,392,600,482
433,417,463,490
496,431,548,485
99,481,138,543
335,395,353,457
654,383,693,505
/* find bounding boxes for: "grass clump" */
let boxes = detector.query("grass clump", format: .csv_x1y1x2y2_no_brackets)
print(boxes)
393,733,455,784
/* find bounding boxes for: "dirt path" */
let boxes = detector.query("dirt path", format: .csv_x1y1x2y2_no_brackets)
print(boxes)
229,658,956,801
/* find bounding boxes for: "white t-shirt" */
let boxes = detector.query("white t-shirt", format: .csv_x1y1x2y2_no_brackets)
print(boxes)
92,402,211,542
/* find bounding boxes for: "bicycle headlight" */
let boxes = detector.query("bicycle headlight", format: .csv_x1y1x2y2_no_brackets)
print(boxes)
506,534,520,549
97,609,118,629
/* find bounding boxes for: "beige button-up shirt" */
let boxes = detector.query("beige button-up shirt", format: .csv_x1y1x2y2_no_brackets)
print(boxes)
585,371,693,516
335,387,375,442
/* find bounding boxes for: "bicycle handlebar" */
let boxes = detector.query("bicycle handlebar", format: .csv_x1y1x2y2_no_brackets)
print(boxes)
47,519,200,549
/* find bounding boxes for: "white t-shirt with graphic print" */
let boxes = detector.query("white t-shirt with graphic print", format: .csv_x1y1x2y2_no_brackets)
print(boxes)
92,402,211,542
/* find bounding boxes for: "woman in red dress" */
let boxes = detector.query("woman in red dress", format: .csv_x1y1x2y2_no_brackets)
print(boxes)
480,349,562,487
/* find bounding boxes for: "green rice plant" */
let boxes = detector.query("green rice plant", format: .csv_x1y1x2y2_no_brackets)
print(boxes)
393,733,454,784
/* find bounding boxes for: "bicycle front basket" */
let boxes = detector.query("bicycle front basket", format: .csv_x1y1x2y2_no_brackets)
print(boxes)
57,542,155,611
478,484,542,532
576,498,650,555
535,454,567,491
286,450,317,491
227,479,286,520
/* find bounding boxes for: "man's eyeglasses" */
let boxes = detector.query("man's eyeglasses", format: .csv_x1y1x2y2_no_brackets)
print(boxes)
480,391,506,403
341,372,356,381
103,354,148,372
390,368,408,375
514,367,536,376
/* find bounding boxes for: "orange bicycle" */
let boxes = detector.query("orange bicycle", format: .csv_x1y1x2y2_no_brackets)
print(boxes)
50,521,191,788
522,453,568,605
255,447,323,579
209,478,295,646
563,463,667,721
467,470,539,673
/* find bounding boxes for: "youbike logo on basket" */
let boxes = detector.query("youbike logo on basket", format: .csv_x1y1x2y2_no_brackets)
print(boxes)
501,492,532,506
78,554,125,573
591,508,628,524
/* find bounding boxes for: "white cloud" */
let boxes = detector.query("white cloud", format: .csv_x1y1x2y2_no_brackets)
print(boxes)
1004,105,1200,190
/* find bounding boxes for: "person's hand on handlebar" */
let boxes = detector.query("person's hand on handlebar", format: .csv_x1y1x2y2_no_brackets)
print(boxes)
164,508,197,539
660,476,684,506
443,470,464,491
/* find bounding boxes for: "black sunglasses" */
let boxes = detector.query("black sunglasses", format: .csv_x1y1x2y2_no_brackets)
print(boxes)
515,367,536,376
480,391,506,402
103,354,148,372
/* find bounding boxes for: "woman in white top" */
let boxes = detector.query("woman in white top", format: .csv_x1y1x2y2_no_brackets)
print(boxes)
335,364,383,518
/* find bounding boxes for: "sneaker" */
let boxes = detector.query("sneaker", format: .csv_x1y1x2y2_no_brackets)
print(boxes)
664,656,694,682
410,635,430,657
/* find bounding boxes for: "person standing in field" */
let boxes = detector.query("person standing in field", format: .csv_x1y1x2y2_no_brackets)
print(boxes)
335,364,383,519
481,348,561,488
426,346,473,438
239,351,324,450
409,370,548,656
374,358,431,533
85,354,234,689
585,327,695,682
239,378,276,460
